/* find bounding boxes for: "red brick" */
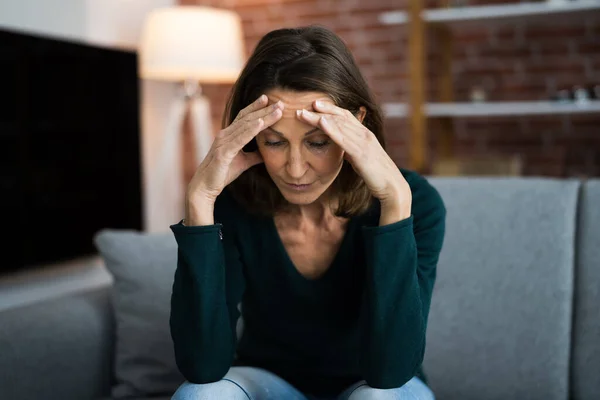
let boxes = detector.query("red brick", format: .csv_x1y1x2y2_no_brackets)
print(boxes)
473,44,531,59
456,57,517,75
452,26,490,45
529,40,573,58
574,39,600,56
525,25,588,41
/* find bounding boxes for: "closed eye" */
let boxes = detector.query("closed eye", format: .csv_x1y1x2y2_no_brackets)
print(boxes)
263,139,331,149
264,140,285,147
309,141,330,149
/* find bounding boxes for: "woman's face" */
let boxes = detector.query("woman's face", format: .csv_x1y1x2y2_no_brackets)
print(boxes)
256,89,345,206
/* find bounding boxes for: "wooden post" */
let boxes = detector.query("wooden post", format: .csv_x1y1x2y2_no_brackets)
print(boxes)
408,0,427,173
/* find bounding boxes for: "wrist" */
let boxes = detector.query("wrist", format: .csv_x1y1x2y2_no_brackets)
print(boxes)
185,194,215,226
379,204,411,226
379,184,411,210
186,182,219,203
379,192,412,226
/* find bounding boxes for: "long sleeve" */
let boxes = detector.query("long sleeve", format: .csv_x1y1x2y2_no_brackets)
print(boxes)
169,194,246,384
359,177,446,388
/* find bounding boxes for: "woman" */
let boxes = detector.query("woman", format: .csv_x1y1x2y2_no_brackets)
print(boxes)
170,26,445,400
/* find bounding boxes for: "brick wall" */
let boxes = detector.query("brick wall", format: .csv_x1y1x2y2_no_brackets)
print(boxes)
179,0,600,179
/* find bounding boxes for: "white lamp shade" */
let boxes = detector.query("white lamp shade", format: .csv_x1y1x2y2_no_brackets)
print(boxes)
139,6,245,83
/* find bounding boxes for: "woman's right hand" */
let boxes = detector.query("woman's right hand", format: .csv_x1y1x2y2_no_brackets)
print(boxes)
185,95,284,225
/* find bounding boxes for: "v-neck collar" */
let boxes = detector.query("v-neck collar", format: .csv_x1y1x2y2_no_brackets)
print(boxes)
268,215,356,283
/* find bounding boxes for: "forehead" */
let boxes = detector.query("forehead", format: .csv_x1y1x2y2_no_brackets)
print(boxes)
265,89,334,119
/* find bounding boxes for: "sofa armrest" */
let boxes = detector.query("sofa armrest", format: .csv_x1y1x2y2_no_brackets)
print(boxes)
0,286,114,400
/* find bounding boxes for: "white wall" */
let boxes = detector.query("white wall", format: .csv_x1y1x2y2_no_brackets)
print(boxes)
0,0,174,49
0,0,87,43
0,0,180,233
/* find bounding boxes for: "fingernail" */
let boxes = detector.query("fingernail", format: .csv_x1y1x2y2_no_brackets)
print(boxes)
259,94,266,102
296,110,302,117
315,100,323,108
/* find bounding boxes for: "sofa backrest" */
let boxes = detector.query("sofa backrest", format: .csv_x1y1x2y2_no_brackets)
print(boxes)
425,177,580,400
572,179,600,400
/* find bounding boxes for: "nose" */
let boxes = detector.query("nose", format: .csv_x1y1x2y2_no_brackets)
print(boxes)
286,148,308,180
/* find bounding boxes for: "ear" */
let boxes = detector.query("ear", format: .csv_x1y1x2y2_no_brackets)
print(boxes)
356,106,367,123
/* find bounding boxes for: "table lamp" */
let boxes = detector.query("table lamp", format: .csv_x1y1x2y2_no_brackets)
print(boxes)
139,6,245,192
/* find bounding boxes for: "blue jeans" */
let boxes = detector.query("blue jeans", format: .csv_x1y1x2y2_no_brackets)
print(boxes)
171,367,435,400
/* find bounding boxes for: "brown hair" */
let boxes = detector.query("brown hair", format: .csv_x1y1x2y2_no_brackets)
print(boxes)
224,25,385,217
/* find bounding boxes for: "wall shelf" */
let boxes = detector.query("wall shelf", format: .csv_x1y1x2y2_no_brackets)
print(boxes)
426,1,600,24
383,100,600,118
379,1,600,26
378,0,600,172
379,11,409,25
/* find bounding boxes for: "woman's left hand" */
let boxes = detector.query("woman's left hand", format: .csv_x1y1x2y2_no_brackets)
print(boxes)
297,100,412,221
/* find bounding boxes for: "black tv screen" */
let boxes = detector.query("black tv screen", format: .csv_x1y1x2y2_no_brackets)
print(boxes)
0,28,143,272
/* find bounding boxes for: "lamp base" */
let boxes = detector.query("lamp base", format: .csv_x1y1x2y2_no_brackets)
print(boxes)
188,94,214,166
154,82,214,219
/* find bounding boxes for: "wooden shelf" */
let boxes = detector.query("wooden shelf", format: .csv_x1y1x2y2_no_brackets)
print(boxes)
382,100,600,118
378,11,409,25
378,0,600,172
379,1,600,25
426,1,600,24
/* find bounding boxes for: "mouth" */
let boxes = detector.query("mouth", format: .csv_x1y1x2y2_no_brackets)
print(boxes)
284,182,313,191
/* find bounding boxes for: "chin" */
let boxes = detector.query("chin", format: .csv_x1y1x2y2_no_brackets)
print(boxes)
282,193,321,205
277,184,327,205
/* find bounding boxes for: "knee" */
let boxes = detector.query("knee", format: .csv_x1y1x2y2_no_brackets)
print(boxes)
347,385,400,400
347,379,434,400
171,380,249,400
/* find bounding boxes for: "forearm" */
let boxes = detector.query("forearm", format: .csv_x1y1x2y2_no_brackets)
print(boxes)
360,220,426,388
170,224,238,383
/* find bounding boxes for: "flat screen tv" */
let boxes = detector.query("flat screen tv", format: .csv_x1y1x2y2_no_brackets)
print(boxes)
0,28,143,272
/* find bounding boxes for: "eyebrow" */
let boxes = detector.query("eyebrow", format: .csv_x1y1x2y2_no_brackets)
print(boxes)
266,127,320,137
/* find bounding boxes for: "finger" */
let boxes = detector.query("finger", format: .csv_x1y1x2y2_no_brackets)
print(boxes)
230,100,283,134
259,103,284,128
296,109,345,144
229,105,283,152
296,110,342,138
245,100,284,124
227,118,264,153
222,101,282,145
316,114,379,168
297,109,365,157
313,100,348,116
234,94,268,122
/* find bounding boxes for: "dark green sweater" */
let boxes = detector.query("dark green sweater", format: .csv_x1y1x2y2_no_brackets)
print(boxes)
169,168,446,396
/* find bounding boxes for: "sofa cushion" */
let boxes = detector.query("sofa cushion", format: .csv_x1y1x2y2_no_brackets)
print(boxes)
572,179,600,400
93,230,184,399
425,177,579,400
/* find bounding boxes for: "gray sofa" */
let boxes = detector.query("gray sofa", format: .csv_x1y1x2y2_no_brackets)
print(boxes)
1,177,598,400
